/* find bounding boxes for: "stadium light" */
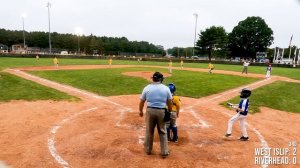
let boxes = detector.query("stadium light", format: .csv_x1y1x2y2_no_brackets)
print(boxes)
47,2,52,54
21,13,27,48
75,27,83,54
193,13,198,57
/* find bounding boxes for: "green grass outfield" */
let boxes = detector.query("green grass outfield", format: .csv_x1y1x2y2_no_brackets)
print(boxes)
222,81,300,114
30,67,259,98
1,57,299,80
0,72,76,102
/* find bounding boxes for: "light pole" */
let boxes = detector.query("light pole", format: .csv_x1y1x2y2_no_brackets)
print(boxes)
75,27,83,55
193,13,198,57
21,14,26,48
47,2,52,54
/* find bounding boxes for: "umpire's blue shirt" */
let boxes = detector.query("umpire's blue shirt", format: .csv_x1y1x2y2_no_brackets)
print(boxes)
141,82,172,108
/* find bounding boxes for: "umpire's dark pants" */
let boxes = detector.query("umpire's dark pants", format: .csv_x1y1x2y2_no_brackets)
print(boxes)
144,108,168,155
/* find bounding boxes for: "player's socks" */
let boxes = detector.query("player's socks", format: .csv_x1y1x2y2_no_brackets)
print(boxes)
172,127,178,142
167,127,171,142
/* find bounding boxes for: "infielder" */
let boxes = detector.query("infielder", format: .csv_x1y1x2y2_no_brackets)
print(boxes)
225,88,251,141
265,64,272,78
166,83,181,143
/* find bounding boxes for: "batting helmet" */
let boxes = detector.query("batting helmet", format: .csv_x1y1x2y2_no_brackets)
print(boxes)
168,83,176,93
240,88,251,98
152,72,164,82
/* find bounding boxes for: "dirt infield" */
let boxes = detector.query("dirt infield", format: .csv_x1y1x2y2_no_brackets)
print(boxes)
0,65,299,168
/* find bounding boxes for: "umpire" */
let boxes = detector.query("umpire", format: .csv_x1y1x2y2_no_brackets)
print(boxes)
139,72,173,158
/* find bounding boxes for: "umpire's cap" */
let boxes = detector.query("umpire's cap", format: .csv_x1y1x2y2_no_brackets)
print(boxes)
152,72,164,82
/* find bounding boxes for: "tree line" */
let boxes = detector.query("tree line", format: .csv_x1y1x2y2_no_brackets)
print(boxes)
169,16,275,60
0,28,164,55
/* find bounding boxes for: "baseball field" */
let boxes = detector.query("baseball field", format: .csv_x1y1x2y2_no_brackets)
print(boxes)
0,57,299,168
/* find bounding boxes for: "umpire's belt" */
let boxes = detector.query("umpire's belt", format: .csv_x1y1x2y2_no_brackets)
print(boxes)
147,106,165,110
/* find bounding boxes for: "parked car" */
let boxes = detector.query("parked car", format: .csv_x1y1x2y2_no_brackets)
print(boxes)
191,56,200,59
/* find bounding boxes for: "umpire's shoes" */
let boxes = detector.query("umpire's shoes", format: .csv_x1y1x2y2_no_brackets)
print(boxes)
224,133,232,138
239,136,249,141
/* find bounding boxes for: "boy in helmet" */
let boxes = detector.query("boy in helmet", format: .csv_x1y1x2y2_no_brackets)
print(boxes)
225,88,251,141
166,83,181,143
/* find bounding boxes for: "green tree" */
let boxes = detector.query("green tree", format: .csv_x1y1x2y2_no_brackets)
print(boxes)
228,16,274,59
0,28,164,55
196,26,228,61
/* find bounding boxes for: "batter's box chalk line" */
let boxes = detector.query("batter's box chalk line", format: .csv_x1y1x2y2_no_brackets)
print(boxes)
181,107,212,128
48,107,98,168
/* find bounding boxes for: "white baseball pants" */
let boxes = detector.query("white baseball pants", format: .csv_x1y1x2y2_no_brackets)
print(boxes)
226,113,248,137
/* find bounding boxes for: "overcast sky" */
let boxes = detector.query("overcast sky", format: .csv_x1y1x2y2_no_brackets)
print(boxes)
1,0,300,49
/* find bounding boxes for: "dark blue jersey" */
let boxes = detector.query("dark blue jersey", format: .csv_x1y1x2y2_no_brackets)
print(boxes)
237,98,249,115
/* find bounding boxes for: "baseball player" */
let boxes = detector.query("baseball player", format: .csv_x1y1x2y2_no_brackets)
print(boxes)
242,60,250,74
166,83,181,143
265,64,272,78
53,56,59,68
180,59,184,69
208,62,214,74
225,88,251,141
168,60,173,74
108,57,113,67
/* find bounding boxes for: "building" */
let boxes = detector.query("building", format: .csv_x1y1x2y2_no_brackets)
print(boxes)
0,43,9,53
12,44,27,54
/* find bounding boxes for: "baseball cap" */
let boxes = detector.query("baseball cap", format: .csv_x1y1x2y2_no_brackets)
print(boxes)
152,72,163,81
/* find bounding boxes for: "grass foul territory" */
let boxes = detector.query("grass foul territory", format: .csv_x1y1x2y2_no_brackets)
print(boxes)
0,72,76,102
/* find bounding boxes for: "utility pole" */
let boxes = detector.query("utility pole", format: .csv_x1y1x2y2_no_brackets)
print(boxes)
193,13,198,56
21,14,26,48
47,2,52,54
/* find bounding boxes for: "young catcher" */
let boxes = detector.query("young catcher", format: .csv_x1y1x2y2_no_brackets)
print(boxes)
225,88,251,141
166,83,181,143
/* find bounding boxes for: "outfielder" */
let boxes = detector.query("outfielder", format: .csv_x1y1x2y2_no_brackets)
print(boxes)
180,60,183,69
53,56,59,68
208,62,214,74
225,88,251,141
166,83,181,143
108,57,113,67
